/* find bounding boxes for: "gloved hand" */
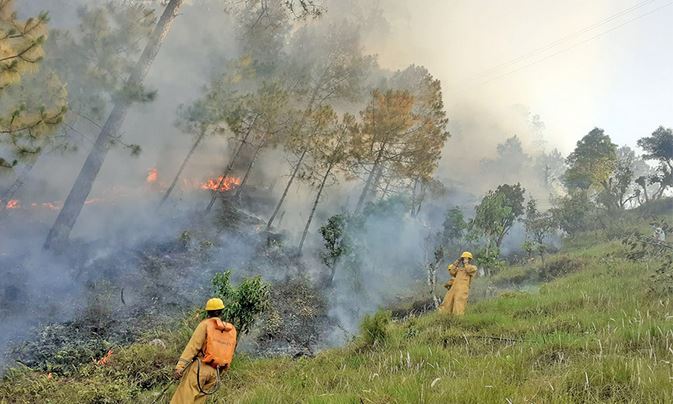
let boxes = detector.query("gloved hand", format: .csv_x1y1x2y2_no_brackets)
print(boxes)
173,368,184,380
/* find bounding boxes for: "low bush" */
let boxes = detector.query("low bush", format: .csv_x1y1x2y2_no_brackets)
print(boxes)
211,270,271,335
538,256,585,281
360,310,391,348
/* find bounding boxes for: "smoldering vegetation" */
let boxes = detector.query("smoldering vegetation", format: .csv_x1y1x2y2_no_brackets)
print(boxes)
1,0,672,379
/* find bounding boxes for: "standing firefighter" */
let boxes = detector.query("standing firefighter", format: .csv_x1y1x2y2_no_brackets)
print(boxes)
171,298,237,404
439,252,477,315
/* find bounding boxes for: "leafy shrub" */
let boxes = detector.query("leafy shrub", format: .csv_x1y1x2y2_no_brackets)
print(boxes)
551,192,598,235
538,256,584,281
360,310,391,348
474,247,506,276
211,271,271,335
490,266,535,286
634,197,673,218
404,319,419,339
622,222,673,296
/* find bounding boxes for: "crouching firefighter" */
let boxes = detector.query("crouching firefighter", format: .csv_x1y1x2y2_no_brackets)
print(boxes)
171,298,237,404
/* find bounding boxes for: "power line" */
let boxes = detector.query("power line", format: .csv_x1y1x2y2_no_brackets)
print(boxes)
467,0,658,82
472,0,673,88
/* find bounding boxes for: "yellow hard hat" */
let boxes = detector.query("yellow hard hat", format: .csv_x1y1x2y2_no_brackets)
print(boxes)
461,251,473,260
205,298,225,311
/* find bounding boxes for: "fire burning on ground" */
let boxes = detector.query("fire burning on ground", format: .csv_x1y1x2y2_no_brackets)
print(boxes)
200,176,242,192
146,168,158,184
1,169,241,213
2,198,103,211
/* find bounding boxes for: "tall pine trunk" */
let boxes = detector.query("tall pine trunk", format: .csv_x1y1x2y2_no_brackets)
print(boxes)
45,0,184,250
205,117,257,213
410,177,418,215
234,143,263,200
414,180,427,217
266,148,306,230
298,162,333,254
264,84,321,231
159,126,207,207
379,178,391,202
355,143,386,213
370,165,384,199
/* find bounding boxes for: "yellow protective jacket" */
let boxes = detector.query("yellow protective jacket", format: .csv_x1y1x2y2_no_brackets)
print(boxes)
170,319,219,404
439,262,477,315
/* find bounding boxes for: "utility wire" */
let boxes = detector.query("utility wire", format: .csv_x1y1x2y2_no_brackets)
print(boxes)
471,0,673,88
467,0,658,82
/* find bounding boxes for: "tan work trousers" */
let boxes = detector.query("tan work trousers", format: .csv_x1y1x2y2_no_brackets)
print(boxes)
170,360,219,404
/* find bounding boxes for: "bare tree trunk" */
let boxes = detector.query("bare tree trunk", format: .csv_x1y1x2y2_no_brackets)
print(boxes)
234,143,263,200
496,231,506,250
370,165,384,199
415,194,425,217
276,209,286,227
410,177,418,215
642,184,650,203
379,177,392,202
45,0,184,250
266,148,306,230
159,127,206,207
414,181,427,217
653,185,663,200
264,74,331,230
355,143,386,213
298,163,333,254
427,260,440,308
205,118,256,213
328,264,338,286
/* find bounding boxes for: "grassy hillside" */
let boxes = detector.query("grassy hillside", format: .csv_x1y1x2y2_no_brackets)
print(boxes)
2,220,672,403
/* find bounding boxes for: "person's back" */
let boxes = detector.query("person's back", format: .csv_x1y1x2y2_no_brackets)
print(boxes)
171,298,237,404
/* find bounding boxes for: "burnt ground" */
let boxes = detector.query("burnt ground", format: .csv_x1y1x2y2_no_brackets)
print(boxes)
0,200,336,375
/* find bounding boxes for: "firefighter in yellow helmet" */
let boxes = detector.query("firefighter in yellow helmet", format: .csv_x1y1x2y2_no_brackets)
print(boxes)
170,298,237,404
439,252,477,315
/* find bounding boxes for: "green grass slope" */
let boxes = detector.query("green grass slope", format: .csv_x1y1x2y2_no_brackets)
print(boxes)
2,227,673,403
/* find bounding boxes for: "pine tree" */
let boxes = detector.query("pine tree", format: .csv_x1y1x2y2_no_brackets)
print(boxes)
265,22,372,230
44,0,185,250
297,107,354,253
351,66,449,212
0,0,66,170
1,4,154,213
45,0,322,249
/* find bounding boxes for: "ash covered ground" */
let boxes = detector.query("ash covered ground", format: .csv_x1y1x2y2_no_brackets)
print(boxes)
0,198,342,375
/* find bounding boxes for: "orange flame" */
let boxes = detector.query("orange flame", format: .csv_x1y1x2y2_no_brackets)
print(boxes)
200,176,242,192
146,168,158,183
42,202,61,210
84,198,105,205
2,170,241,214
96,349,113,366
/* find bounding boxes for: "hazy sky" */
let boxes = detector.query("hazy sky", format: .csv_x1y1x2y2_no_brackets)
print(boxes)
370,0,673,154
